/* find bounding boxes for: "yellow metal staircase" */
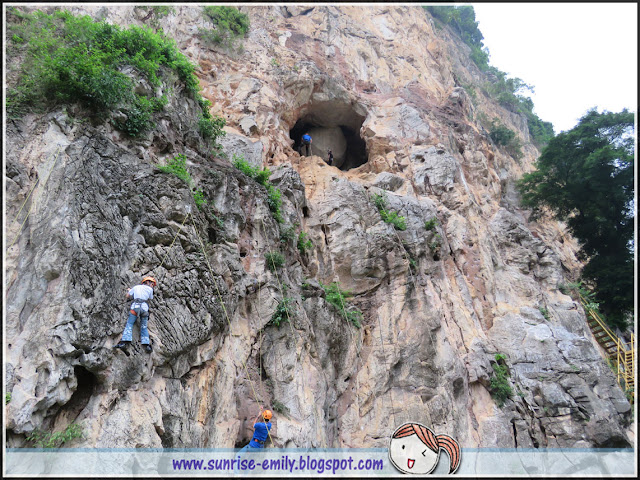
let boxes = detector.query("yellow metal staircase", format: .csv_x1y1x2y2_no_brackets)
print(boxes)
579,292,635,403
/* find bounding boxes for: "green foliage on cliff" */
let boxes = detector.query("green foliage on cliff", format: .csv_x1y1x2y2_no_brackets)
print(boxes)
265,251,285,272
489,118,523,159
518,109,634,329
490,354,513,407
424,5,489,70
198,115,226,142
139,5,174,28
27,423,84,448
233,155,284,223
484,71,555,146
297,231,313,255
157,154,192,184
321,282,363,328
372,193,407,231
200,6,249,50
5,8,224,144
156,154,211,211
424,218,438,231
269,297,294,327
423,5,554,147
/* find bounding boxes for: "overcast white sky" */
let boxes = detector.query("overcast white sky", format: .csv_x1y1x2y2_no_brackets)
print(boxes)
472,3,638,133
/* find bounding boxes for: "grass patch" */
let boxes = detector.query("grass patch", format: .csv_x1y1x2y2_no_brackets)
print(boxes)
233,155,283,223
538,306,550,321
157,154,216,212
157,154,191,185
321,282,363,328
26,423,84,448
265,251,285,272
372,193,407,231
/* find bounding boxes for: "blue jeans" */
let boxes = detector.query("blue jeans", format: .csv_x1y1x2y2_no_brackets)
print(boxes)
121,311,150,344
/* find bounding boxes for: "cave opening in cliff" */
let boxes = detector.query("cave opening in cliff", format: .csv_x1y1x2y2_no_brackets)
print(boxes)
289,101,367,171
64,366,97,418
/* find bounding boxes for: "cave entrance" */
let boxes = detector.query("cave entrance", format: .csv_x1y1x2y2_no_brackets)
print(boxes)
289,101,367,171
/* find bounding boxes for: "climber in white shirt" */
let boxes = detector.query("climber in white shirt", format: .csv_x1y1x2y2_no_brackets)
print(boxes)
115,276,156,352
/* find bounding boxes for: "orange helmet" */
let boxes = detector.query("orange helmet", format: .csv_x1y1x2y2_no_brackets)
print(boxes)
262,410,273,421
142,276,157,287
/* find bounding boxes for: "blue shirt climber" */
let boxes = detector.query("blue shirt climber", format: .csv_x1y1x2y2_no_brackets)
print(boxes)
300,133,312,156
235,409,274,472
249,419,272,448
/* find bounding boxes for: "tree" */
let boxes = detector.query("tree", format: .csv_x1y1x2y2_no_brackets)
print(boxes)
518,109,634,329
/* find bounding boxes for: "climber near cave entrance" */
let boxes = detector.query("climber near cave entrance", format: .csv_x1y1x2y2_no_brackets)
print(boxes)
300,132,312,156
115,276,156,353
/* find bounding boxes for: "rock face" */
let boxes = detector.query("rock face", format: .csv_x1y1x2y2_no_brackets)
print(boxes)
4,5,633,450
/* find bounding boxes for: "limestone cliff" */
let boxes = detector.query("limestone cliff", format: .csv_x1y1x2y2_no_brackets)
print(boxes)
4,5,633,450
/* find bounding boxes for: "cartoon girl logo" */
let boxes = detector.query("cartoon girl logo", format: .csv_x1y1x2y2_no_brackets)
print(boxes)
389,423,461,475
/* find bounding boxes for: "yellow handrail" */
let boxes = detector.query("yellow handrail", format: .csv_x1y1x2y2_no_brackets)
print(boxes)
577,292,634,402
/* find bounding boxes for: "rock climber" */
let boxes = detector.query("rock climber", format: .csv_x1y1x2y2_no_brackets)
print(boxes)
115,276,157,352
238,408,273,455
300,132,312,156
327,149,334,166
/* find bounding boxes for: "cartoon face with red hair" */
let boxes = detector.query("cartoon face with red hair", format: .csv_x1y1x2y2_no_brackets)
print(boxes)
389,423,460,474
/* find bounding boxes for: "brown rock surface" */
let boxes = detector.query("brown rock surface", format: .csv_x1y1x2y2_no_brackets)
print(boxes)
4,5,632,450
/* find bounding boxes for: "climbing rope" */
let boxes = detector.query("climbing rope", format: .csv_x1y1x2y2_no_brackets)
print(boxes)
258,215,327,448
387,203,440,426
8,146,63,251
331,275,363,428
374,311,397,428
189,212,276,446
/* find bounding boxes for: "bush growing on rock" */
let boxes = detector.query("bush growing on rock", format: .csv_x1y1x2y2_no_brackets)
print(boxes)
372,193,407,231
489,118,523,160
233,155,284,223
424,218,438,231
272,399,290,416
26,423,84,448
279,224,296,245
269,297,294,327
321,282,363,328
265,251,285,272
5,8,223,139
297,231,313,255
193,189,207,210
490,354,513,407
200,6,249,50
